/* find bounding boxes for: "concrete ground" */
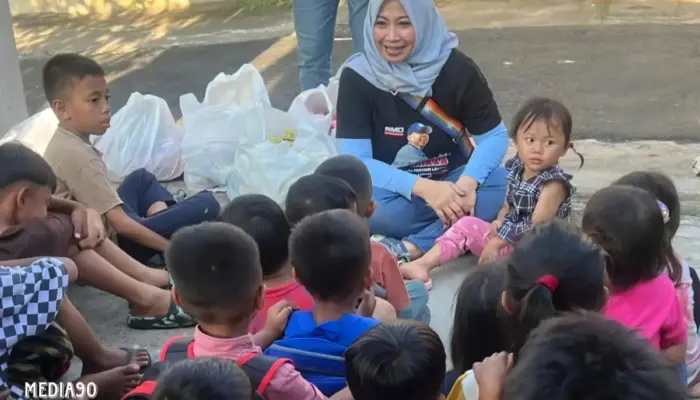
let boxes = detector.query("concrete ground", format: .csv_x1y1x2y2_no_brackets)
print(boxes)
7,0,700,377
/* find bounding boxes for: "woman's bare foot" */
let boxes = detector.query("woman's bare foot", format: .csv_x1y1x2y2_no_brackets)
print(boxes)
78,364,141,399
82,346,150,374
400,261,431,283
147,201,168,217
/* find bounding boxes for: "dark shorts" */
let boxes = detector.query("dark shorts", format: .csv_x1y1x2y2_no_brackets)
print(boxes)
0,214,74,261
7,322,74,385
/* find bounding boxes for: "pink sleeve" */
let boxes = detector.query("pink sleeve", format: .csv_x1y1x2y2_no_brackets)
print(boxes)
263,363,328,400
436,216,491,263
661,282,689,350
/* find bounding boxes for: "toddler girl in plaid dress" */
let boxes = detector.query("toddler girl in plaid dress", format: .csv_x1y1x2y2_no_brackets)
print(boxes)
401,98,583,282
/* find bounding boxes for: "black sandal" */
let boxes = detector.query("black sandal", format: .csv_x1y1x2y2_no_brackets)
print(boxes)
126,299,196,330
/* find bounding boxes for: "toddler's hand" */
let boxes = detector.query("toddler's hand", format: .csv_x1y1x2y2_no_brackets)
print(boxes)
479,240,503,265
473,352,513,400
264,300,294,338
487,219,503,239
357,290,377,318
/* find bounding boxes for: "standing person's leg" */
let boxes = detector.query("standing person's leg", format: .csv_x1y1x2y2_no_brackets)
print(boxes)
292,0,339,90
347,0,369,53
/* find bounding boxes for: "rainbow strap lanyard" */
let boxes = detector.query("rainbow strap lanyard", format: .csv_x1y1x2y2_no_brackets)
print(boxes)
398,93,476,160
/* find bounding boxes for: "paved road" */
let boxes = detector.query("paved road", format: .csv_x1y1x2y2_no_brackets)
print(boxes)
20,24,700,141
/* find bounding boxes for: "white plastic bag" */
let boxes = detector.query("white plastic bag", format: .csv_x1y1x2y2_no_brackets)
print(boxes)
1,107,58,156
92,93,184,182
180,93,265,191
226,106,338,205
203,64,271,108
288,86,334,137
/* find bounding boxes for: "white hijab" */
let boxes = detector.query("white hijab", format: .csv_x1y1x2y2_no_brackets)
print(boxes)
341,0,459,97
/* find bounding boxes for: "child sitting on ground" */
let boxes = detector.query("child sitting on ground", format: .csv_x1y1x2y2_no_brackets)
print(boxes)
153,357,254,400
446,220,608,400
218,194,314,333
0,142,193,329
164,221,349,400
444,261,507,395
344,321,446,400
315,155,430,323
613,170,700,395
486,313,685,400
264,210,384,396
401,97,582,282
40,53,219,265
284,173,397,322
582,186,687,367
0,258,145,399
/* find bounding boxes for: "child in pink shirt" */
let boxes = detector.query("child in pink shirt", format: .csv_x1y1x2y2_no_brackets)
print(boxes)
165,222,350,400
218,194,315,334
582,185,687,365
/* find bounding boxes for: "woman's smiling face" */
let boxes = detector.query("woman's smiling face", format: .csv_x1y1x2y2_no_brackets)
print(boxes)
373,0,416,63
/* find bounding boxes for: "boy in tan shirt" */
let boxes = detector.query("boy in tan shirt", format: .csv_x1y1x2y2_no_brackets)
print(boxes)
42,53,220,265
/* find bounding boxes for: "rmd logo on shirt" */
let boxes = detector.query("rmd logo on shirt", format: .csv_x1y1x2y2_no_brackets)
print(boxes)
384,126,404,137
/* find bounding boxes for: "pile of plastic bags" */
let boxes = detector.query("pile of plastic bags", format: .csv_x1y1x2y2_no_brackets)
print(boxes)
2,64,340,205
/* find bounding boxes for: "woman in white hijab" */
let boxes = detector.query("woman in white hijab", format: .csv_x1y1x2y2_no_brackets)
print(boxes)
335,0,509,277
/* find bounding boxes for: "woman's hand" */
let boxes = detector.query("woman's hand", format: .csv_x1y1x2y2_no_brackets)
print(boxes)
455,176,479,216
414,179,466,225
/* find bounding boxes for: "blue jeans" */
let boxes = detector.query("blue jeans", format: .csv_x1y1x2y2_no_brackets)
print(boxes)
373,281,431,324
117,169,221,263
368,166,508,253
292,0,368,90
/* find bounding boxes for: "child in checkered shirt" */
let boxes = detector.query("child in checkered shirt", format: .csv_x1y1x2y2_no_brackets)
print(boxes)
401,97,583,282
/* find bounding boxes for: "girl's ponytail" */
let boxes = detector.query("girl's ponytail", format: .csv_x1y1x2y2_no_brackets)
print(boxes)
513,275,558,353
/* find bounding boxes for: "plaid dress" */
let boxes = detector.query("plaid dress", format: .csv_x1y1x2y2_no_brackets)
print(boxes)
0,258,69,399
496,156,574,244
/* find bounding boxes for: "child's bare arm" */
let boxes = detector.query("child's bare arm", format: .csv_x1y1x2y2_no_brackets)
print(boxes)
496,197,509,221
105,206,169,252
531,181,567,225
662,343,687,365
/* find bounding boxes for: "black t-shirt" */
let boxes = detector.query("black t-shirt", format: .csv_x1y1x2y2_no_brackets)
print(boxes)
336,49,502,179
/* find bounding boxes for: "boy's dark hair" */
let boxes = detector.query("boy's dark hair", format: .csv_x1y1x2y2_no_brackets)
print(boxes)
613,171,681,238
166,222,262,323
285,174,357,225
582,185,680,289
218,194,290,277
315,155,372,214
0,142,57,195
511,97,583,167
345,321,446,400
504,220,607,355
42,53,105,103
450,262,507,374
504,312,685,400
289,209,370,302
153,357,254,400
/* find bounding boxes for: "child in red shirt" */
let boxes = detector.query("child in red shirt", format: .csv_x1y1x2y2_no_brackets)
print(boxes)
219,194,314,333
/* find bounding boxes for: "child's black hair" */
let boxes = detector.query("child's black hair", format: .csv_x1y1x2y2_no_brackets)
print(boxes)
166,222,261,324
218,194,291,277
0,142,57,195
504,312,685,400
152,357,254,400
42,53,105,103
613,171,681,238
289,209,370,302
315,155,373,214
582,184,681,289
285,174,357,225
510,97,583,167
344,321,446,400
503,220,607,355
450,261,507,374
